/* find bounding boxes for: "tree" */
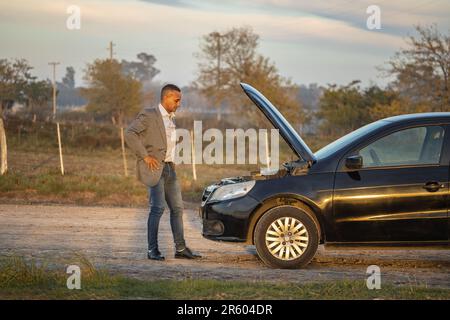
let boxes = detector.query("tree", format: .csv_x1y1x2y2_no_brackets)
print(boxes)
0,58,35,175
81,58,143,176
369,98,430,120
57,66,87,107
195,28,257,118
0,58,34,115
384,25,450,111
24,80,53,120
122,53,159,107
195,26,304,127
318,81,399,138
62,66,76,89
237,55,303,130
318,81,367,138
81,59,142,126
121,52,160,83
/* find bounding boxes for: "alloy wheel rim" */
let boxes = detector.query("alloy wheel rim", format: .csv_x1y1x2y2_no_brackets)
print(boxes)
265,217,309,261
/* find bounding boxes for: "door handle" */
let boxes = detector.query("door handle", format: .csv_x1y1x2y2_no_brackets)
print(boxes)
422,181,444,192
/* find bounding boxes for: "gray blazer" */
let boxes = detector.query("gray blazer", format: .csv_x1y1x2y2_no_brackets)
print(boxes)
124,106,167,187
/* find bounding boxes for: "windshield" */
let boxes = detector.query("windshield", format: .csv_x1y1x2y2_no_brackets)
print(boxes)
314,120,388,159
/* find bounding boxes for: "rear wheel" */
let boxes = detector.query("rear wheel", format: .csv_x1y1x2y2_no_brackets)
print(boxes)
254,205,319,269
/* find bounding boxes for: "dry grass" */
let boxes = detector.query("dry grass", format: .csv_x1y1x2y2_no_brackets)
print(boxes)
2,118,332,207
2,149,256,206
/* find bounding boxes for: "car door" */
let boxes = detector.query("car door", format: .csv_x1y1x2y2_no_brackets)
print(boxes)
333,123,449,243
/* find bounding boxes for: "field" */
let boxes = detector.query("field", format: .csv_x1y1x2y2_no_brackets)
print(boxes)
1,118,449,300
2,116,308,206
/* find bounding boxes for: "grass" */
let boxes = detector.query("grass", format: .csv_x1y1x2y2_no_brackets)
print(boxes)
2,116,333,207
1,148,255,206
0,164,251,206
0,152,255,207
0,170,147,206
0,256,449,300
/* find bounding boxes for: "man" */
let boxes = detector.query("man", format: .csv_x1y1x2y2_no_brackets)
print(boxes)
125,84,201,261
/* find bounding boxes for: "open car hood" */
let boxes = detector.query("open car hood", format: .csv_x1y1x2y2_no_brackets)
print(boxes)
240,83,316,164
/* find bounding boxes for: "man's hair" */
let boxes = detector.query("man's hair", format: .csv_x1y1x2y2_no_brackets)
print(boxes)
160,84,181,101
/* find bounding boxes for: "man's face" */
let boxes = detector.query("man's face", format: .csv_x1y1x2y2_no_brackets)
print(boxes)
161,90,182,113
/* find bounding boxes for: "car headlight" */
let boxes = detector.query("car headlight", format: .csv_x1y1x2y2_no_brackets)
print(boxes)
209,180,256,202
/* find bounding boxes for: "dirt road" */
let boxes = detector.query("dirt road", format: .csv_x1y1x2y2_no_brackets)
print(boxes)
0,203,449,288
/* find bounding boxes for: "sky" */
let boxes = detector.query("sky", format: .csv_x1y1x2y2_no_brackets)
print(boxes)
0,0,449,88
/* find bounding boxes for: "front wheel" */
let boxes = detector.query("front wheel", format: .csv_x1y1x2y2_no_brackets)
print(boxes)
254,205,319,269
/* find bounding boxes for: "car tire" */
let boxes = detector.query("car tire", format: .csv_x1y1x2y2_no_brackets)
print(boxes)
254,204,319,269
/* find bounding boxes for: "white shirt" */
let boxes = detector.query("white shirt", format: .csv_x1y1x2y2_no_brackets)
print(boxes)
158,104,176,162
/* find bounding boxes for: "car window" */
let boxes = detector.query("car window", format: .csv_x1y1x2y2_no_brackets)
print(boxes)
358,126,445,168
314,120,388,159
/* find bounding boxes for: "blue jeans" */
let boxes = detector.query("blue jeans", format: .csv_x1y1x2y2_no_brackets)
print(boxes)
147,162,186,252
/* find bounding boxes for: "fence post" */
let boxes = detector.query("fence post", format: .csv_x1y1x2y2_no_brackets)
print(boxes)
0,117,7,175
265,130,270,170
190,130,197,181
120,127,128,177
56,122,65,175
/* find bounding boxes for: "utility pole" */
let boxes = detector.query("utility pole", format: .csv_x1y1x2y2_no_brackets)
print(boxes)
107,41,115,60
49,62,60,117
49,62,65,175
107,41,128,176
213,32,223,121
217,34,221,91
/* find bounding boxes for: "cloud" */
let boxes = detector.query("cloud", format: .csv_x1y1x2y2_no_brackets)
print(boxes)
139,0,450,35
4,0,448,47
2,0,448,86
139,0,191,8
9,0,402,48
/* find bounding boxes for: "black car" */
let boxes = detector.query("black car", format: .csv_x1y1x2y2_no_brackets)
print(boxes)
200,83,450,269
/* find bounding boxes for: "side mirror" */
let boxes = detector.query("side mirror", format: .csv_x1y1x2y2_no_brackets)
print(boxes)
346,155,363,170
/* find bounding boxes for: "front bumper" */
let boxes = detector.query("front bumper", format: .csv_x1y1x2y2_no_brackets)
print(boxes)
199,195,260,242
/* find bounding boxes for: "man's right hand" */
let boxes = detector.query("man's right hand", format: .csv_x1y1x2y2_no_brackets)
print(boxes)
143,155,160,171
